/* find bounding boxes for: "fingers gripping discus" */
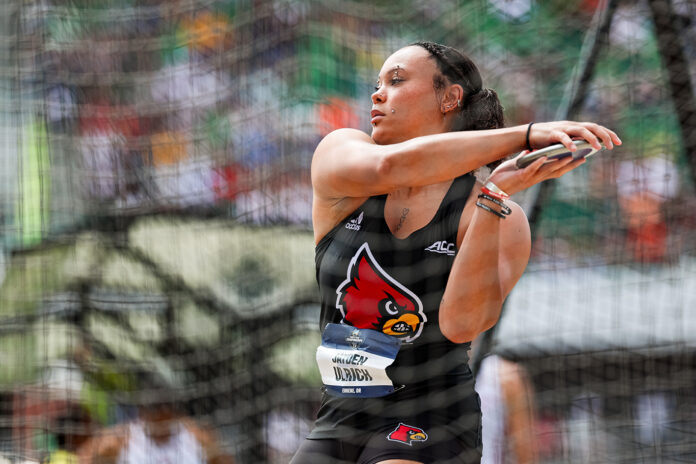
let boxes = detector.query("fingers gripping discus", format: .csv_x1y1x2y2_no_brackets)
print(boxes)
516,140,606,169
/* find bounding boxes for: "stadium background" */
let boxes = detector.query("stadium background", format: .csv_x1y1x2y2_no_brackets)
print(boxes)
0,0,695,462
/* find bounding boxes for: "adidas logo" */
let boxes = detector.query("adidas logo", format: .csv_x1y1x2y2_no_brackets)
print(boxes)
425,240,456,256
345,211,364,231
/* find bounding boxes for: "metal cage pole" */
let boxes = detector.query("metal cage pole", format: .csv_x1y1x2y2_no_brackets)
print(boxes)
648,0,696,186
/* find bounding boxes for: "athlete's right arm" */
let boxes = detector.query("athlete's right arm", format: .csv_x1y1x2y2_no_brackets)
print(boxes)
311,127,528,199
311,122,620,200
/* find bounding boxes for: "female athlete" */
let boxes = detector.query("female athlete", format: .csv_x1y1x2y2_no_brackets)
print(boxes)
291,41,621,464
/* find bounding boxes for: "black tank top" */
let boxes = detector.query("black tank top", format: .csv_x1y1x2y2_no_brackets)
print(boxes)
310,174,480,439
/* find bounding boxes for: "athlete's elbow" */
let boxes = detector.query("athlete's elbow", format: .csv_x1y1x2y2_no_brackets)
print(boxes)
440,321,473,344
374,149,412,189
441,318,500,344
439,302,502,344
375,151,394,181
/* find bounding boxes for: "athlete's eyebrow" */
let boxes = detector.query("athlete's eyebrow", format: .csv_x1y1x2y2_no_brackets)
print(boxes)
376,66,405,83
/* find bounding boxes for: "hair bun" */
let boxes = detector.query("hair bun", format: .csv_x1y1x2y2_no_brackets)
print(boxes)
468,88,495,102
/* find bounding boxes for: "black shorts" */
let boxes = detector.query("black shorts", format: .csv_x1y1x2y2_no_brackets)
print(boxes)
290,416,482,464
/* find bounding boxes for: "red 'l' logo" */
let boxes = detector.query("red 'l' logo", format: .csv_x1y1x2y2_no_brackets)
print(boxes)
387,423,428,446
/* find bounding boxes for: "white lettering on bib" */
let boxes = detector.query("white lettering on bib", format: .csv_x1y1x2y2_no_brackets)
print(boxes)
316,323,401,397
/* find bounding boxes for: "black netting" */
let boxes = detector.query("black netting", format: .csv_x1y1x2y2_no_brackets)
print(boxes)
0,0,695,462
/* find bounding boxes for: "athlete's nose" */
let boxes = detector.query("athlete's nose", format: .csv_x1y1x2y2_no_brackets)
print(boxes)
371,87,385,104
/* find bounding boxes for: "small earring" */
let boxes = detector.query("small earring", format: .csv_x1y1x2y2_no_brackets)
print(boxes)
391,109,396,113
457,99,462,108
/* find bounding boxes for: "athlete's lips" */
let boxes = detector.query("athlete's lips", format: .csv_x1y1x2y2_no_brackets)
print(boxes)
371,109,385,125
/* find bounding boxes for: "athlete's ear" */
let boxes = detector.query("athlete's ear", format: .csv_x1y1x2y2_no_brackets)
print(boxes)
440,83,464,114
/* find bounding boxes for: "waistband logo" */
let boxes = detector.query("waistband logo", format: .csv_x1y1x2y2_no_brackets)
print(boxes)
387,423,428,446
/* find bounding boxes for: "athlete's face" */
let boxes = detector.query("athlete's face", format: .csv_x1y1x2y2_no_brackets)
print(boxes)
370,46,448,145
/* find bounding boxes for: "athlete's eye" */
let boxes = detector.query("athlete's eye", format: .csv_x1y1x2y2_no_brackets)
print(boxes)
390,78,403,85
384,300,399,315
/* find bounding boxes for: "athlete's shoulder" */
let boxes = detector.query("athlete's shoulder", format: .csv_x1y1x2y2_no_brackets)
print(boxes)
314,128,374,156
323,127,373,143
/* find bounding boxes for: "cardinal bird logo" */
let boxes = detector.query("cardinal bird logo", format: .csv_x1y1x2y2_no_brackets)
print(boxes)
387,423,428,446
336,243,426,343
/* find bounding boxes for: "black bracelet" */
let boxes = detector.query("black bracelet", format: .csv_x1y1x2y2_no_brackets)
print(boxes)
476,200,507,219
525,122,534,152
478,194,512,215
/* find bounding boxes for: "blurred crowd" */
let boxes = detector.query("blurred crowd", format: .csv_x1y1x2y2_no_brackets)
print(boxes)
28,0,321,225
1,0,696,462
5,397,235,464
6,0,692,261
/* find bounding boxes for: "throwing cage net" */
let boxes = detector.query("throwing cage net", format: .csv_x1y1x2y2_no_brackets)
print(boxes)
0,0,695,462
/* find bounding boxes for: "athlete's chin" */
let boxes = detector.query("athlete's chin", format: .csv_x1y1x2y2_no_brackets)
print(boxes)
371,126,395,145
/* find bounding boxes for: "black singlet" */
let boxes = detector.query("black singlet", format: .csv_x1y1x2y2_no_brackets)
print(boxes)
310,173,480,440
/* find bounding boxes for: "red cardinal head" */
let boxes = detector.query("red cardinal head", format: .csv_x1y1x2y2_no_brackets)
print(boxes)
387,423,428,446
336,243,426,342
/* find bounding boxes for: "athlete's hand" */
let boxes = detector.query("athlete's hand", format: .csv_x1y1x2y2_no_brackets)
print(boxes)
527,121,621,152
485,150,586,196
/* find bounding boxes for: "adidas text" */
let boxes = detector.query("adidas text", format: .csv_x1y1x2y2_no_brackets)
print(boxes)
345,211,364,231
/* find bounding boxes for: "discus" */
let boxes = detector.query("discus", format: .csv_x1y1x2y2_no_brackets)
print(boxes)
516,140,606,169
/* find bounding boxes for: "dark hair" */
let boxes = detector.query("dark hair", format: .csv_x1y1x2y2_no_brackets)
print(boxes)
412,42,505,169
412,41,504,131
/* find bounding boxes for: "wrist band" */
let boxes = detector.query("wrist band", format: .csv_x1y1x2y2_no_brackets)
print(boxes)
478,194,512,216
482,181,510,200
525,122,534,152
476,200,506,219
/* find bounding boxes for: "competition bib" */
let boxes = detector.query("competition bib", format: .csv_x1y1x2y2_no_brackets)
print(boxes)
316,323,402,398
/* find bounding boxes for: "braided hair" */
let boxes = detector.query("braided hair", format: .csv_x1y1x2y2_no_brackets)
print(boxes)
412,41,505,138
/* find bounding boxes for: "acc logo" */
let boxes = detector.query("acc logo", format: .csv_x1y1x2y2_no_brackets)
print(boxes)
387,423,428,446
336,243,426,343
424,240,456,256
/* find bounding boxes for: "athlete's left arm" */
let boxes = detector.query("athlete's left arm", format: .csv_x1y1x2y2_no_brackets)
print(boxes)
440,152,590,343
439,199,530,344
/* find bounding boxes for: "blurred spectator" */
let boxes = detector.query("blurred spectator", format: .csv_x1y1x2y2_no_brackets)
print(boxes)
634,391,672,446
265,409,311,464
235,170,311,224
212,162,246,204
45,84,77,133
616,154,679,263
78,90,123,202
316,97,359,136
534,411,562,461
151,130,189,167
150,54,230,130
488,0,533,22
149,125,216,207
78,401,234,464
610,4,651,53
566,392,606,463
182,10,233,56
476,354,538,464
45,407,94,464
